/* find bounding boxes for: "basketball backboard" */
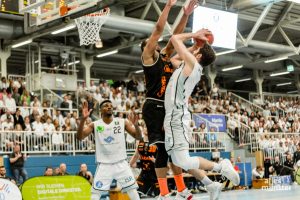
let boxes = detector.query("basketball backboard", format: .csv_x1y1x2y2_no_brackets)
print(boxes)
19,0,103,27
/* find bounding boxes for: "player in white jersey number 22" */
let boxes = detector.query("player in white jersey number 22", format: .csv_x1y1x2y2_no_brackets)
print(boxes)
77,100,142,200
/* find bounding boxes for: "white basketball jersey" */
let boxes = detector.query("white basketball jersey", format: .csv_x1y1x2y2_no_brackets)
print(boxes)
164,62,203,150
94,118,127,163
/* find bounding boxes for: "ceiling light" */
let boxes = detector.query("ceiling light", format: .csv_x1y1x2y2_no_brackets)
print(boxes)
68,61,80,66
287,90,298,94
51,24,76,35
287,0,300,4
135,70,143,74
216,49,236,56
97,50,118,58
270,71,290,77
222,65,243,72
235,78,251,83
35,60,39,63
264,56,288,63
276,82,292,87
95,40,103,48
12,39,33,48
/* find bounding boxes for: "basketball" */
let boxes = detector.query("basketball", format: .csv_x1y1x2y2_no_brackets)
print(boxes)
194,33,214,47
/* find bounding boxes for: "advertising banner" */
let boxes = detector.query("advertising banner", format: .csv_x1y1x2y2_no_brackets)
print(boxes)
193,114,227,132
21,176,91,200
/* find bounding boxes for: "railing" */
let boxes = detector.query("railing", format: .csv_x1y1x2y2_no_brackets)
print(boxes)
226,116,253,151
189,132,226,152
230,92,264,114
251,132,300,163
0,131,226,156
7,74,26,82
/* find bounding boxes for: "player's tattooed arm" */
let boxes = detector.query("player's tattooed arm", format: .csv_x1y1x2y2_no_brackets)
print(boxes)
77,101,94,140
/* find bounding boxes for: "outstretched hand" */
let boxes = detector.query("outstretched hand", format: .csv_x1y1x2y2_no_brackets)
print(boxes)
128,112,139,125
183,0,198,16
82,101,92,119
166,0,177,7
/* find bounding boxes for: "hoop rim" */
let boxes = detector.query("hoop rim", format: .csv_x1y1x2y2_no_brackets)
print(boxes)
85,7,110,17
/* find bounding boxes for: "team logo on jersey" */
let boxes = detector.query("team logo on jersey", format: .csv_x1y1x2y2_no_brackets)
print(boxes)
96,126,105,133
95,181,103,188
115,121,119,125
104,136,114,143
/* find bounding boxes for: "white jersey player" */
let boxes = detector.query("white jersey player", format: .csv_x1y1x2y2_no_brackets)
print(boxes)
164,29,240,200
77,100,142,200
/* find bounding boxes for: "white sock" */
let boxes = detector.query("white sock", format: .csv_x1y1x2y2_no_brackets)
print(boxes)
127,189,140,200
212,163,222,172
201,176,213,186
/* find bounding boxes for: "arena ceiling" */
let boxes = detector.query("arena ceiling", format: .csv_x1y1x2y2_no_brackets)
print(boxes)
1,0,300,94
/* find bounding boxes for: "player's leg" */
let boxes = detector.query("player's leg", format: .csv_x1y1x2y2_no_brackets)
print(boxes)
116,160,140,200
171,149,240,186
91,164,113,200
170,161,193,199
143,100,171,197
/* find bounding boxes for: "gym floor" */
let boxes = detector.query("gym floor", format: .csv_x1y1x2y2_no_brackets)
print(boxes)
144,184,300,200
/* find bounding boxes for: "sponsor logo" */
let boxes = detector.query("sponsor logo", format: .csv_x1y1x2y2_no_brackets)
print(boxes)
95,181,103,189
124,176,133,183
96,126,105,133
104,136,114,143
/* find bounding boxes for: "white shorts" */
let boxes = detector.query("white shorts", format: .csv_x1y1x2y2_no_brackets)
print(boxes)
92,160,138,193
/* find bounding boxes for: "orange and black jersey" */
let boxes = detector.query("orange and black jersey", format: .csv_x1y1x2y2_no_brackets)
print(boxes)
143,52,174,100
138,141,157,171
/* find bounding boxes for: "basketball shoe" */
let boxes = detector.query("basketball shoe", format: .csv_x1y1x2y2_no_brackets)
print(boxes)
206,182,222,200
219,159,240,186
175,188,193,200
157,193,173,200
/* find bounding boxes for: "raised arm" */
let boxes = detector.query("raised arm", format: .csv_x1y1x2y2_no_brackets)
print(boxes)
170,43,199,68
163,0,198,57
77,101,94,140
125,112,142,140
142,0,177,65
170,29,210,76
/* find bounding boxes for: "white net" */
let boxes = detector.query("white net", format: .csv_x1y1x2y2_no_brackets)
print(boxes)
75,8,110,46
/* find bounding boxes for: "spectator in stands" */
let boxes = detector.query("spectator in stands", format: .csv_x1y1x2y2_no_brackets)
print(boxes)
53,109,65,127
9,144,28,184
14,124,24,149
252,166,264,180
44,167,53,176
2,115,14,131
58,163,69,176
89,80,97,93
77,163,93,184
86,95,96,117
0,165,16,184
30,96,41,108
12,87,20,106
41,109,51,124
67,93,73,113
60,95,69,117
53,167,60,176
20,90,31,106
4,93,16,114
0,77,8,90
62,118,72,131
283,153,295,181
70,111,78,131
32,115,45,150
93,88,103,103
294,144,300,167
44,117,55,136
52,127,64,151
269,156,283,176
13,108,24,129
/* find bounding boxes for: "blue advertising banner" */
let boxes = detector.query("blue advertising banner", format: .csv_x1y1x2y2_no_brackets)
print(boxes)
192,114,227,132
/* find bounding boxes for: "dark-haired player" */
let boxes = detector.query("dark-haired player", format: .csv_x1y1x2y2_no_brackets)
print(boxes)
141,0,199,199
164,29,240,200
77,100,142,200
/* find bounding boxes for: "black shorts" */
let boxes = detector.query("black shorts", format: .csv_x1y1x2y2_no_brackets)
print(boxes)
142,99,165,145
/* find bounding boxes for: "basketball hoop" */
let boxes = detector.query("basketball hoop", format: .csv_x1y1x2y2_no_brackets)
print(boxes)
75,8,110,46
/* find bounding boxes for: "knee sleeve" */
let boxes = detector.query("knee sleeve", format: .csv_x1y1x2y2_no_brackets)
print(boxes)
171,151,199,171
155,143,169,168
